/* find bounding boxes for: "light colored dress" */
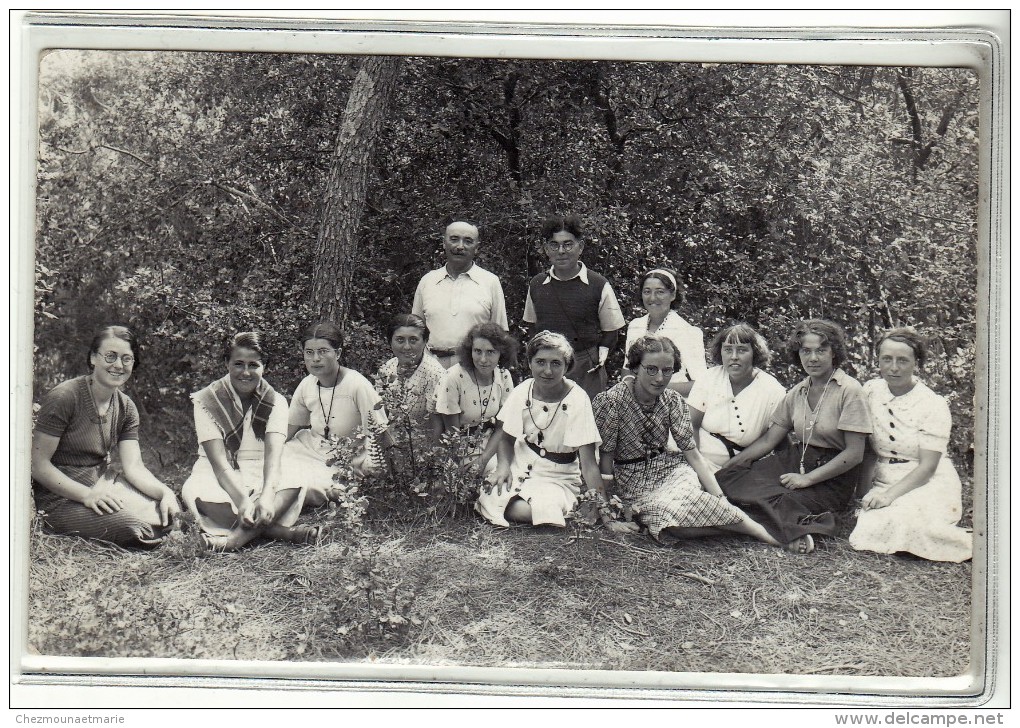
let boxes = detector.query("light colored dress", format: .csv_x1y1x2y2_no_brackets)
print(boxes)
476,379,601,527
282,369,388,507
435,363,514,479
593,382,745,539
849,378,972,562
687,365,787,469
625,310,707,386
182,377,302,537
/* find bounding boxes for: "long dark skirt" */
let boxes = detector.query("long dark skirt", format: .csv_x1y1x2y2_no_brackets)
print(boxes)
716,444,858,544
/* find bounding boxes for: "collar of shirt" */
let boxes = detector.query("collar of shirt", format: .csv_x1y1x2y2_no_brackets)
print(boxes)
543,262,589,284
871,376,925,407
442,262,476,281
795,367,849,395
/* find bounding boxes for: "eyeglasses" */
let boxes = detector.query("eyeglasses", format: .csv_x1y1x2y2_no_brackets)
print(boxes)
640,365,675,378
544,241,578,252
98,352,134,366
303,347,337,358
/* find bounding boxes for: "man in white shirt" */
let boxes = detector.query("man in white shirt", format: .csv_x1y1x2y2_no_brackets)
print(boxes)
412,218,509,368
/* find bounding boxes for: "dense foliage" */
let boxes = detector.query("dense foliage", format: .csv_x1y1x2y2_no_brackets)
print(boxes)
34,52,978,460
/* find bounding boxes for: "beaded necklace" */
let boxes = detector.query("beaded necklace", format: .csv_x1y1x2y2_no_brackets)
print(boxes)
526,380,571,456
317,369,342,442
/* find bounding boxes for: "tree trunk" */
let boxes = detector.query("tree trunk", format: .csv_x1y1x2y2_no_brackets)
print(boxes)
312,56,401,326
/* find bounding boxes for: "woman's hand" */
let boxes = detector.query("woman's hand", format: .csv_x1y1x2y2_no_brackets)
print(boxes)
83,479,124,516
238,496,258,528
254,491,277,525
484,465,514,497
158,491,182,527
779,472,814,490
861,490,894,510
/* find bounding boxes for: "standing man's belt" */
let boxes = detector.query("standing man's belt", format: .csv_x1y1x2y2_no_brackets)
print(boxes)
429,347,457,357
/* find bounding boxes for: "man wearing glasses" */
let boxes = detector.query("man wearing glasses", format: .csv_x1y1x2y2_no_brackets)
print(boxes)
412,216,509,368
523,214,625,400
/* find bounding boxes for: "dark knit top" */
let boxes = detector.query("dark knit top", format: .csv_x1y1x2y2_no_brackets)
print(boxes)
527,269,617,352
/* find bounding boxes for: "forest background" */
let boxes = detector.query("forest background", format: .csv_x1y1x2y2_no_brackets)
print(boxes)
26,50,980,672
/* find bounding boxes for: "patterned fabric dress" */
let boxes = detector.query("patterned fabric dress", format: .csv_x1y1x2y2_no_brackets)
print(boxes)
849,378,972,562
33,375,169,547
375,353,446,474
593,381,744,539
475,379,601,527
434,364,514,480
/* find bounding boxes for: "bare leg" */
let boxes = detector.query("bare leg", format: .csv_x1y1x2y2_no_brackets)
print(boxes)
504,497,533,524
718,517,782,547
664,525,728,539
204,525,265,551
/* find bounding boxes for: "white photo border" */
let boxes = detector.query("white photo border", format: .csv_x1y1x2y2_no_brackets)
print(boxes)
9,10,1009,709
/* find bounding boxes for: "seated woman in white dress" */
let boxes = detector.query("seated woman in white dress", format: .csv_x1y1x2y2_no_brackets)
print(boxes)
593,335,782,546
623,268,707,397
849,328,972,562
182,332,314,551
283,321,389,509
688,323,787,470
476,331,604,527
436,322,517,480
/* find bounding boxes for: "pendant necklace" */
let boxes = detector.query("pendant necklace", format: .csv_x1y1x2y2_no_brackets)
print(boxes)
474,369,496,423
526,380,570,456
317,370,341,442
89,377,116,466
799,374,833,475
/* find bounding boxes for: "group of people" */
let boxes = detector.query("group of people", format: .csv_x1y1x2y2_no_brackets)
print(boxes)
30,214,972,564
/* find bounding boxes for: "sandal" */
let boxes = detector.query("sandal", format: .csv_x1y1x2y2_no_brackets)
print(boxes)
199,533,230,552
785,534,815,554
285,524,323,546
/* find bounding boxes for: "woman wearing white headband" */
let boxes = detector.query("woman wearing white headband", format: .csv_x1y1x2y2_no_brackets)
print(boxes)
623,268,707,397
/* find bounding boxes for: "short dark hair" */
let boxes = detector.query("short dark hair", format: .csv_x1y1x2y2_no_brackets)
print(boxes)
224,331,268,365
709,323,772,368
785,319,848,369
877,326,928,368
386,313,429,344
526,330,575,371
300,321,343,351
625,334,682,372
541,214,583,240
88,325,141,370
456,323,519,374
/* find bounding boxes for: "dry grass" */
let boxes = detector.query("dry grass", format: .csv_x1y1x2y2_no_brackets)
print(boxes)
26,421,973,676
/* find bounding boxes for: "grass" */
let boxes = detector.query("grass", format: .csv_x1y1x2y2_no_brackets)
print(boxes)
25,417,974,678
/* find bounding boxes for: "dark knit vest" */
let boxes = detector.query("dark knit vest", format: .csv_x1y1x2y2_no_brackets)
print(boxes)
528,269,608,352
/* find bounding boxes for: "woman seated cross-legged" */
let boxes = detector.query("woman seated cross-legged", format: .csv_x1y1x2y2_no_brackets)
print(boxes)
283,321,389,508
476,331,604,527
182,332,317,551
593,335,783,547
31,325,181,547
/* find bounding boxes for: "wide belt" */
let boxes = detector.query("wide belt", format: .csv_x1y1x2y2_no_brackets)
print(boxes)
429,347,457,358
878,456,912,465
710,432,746,459
526,439,578,464
614,447,665,466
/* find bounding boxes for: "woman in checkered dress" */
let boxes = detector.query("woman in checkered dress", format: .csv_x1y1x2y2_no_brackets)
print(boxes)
593,335,780,545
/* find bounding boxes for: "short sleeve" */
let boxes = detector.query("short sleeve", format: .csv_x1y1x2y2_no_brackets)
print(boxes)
686,370,715,413
624,319,640,359
435,368,465,416
193,400,222,444
411,277,425,318
591,389,619,456
352,375,387,431
560,387,602,449
489,277,509,331
287,377,313,428
836,381,873,434
497,381,529,438
34,380,78,438
522,287,537,324
116,395,141,442
598,283,627,331
266,392,289,436
917,392,952,454
771,389,797,430
668,394,695,451
497,369,514,408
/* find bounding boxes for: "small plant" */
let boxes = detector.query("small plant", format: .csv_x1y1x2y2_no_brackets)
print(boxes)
572,489,638,531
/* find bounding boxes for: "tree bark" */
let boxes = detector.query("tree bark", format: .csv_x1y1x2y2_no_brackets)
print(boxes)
312,56,402,326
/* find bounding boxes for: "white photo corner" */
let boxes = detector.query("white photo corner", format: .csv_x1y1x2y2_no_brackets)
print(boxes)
9,10,1009,709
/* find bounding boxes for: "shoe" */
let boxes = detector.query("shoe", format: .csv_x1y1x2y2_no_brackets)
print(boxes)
784,534,815,554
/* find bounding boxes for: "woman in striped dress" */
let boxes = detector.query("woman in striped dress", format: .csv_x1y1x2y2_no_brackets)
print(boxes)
31,325,181,547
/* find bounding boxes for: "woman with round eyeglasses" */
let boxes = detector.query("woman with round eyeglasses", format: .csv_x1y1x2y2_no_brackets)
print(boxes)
375,314,447,465
436,322,518,480
476,331,603,528
623,268,707,397
687,323,787,470
715,319,872,554
283,321,389,508
32,325,181,546
183,331,317,550
849,328,972,562
593,335,781,546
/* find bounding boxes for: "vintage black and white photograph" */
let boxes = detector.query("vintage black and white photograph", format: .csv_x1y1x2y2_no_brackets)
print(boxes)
12,11,1007,707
